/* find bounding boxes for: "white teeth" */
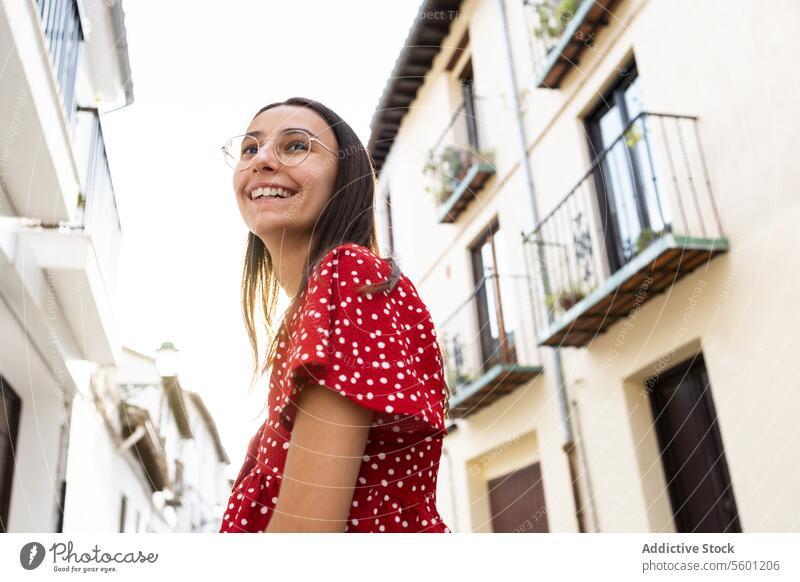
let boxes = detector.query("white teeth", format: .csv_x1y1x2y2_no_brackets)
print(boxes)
249,186,297,200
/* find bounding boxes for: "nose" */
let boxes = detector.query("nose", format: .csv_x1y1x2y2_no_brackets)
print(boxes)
248,139,280,173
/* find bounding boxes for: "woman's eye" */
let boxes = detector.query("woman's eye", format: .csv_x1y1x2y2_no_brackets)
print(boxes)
286,141,308,151
242,145,258,155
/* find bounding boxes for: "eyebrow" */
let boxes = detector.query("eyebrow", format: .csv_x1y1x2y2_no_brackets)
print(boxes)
246,127,313,137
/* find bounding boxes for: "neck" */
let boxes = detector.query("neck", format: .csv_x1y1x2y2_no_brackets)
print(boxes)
262,232,313,300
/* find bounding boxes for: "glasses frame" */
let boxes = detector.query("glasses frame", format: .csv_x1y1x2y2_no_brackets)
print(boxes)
220,128,339,170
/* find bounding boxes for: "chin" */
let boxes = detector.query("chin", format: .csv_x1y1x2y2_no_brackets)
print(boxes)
249,209,285,225
250,222,301,243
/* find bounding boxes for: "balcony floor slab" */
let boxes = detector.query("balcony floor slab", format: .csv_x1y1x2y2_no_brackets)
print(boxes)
537,233,729,347
449,362,543,419
436,161,495,224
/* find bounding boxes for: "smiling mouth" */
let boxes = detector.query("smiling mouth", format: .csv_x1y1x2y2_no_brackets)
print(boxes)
248,186,299,200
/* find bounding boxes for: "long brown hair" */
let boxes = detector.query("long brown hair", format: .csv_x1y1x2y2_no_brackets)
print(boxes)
239,97,449,420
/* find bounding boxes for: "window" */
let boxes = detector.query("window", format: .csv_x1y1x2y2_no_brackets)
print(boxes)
0,376,22,533
36,0,83,126
458,59,480,150
119,495,127,533
470,222,518,372
55,480,66,533
585,58,671,272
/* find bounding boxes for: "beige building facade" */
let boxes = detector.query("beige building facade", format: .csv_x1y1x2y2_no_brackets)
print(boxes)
368,0,800,532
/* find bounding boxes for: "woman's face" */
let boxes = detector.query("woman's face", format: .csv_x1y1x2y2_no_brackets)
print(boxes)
233,105,339,245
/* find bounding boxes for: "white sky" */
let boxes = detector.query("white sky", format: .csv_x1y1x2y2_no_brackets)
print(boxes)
100,0,423,480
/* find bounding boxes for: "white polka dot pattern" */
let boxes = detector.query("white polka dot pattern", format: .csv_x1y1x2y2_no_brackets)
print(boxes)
219,243,452,533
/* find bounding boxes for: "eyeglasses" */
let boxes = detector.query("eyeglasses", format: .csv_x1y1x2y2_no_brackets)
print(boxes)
221,128,338,170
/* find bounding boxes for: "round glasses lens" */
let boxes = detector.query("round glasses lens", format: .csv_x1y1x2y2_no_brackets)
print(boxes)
224,135,259,169
274,130,312,166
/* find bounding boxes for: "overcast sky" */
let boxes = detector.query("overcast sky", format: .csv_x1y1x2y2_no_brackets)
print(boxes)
100,0,423,480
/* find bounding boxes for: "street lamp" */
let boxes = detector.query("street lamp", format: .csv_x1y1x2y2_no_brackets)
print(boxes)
155,341,179,378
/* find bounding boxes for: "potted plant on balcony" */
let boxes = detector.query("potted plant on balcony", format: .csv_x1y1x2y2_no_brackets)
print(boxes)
558,286,585,312
424,145,490,204
545,282,591,314
530,0,579,44
473,147,496,170
442,334,470,387
423,147,461,190
440,145,469,182
75,191,86,224
635,227,661,253
446,367,471,391
624,125,644,148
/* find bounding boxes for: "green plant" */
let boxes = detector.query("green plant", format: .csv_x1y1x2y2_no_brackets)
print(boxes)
429,175,454,205
422,153,438,175
544,291,559,312
475,147,496,168
441,146,467,185
77,192,86,209
446,367,471,390
624,126,644,147
530,0,579,42
636,227,661,253
557,287,585,312
424,146,495,204
545,281,593,314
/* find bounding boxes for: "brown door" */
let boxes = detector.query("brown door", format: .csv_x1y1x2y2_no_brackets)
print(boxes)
488,462,549,533
1,376,22,533
647,353,741,532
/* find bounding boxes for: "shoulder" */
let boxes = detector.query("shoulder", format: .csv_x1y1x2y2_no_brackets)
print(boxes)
301,243,436,323
309,243,396,294
315,243,389,273
279,244,447,433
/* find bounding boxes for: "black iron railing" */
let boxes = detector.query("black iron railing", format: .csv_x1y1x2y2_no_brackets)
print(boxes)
522,0,619,89
437,271,537,399
523,0,582,76
423,96,495,206
36,0,83,125
75,107,123,297
522,111,724,333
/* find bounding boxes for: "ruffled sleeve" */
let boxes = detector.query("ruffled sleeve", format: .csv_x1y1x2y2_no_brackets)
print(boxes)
272,243,448,435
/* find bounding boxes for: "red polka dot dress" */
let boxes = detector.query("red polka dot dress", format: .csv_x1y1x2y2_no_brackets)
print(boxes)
219,243,452,533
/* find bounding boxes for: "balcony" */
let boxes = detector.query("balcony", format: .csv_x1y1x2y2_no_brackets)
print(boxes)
523,0,620,89
36,0,83,125
162,376,194,440
17,108,123,364
0,0,82,222
164,460,184,507
424,97,496,223
522,112,728,348
119,402,169,493
75,107,124,302
438,271,543,419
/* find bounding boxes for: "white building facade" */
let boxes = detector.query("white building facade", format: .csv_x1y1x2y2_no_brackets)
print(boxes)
0,0,133,532
369,0,800,533
62,347,230,533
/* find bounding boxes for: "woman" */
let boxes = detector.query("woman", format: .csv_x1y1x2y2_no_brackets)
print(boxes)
218,97,452,533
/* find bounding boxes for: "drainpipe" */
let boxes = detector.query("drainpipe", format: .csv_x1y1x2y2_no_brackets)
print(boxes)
496,0,593,533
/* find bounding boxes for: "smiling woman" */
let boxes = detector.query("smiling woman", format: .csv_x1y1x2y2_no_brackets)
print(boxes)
218,97,452,533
